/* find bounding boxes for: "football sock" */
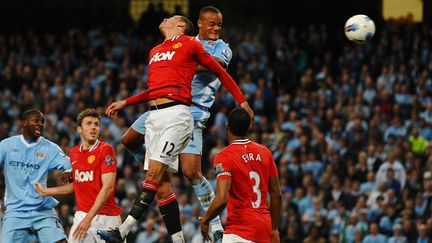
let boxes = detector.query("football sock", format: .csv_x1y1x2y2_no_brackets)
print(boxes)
158,193,184,243
120,179,158,238
193,177,224,232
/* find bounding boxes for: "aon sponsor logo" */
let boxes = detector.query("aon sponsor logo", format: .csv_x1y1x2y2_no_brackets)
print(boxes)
75,169,94,182
149,51,175,64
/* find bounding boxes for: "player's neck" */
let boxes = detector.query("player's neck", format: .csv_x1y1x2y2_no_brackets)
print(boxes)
164,31,182,40
81,139,97,150
228,135,246,144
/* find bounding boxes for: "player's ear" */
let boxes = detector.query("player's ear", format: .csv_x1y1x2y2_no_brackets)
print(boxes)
197,18,203,28
77,126,82,133
177,21,186,29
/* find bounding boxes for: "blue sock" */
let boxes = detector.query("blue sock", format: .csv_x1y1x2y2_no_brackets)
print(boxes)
193,178,224,232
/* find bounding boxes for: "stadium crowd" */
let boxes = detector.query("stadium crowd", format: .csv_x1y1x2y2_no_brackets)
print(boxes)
1,16,432,243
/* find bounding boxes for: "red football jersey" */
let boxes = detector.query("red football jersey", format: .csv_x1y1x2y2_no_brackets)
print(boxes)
70,140,120,216
143,34,245,105
213,139,278,243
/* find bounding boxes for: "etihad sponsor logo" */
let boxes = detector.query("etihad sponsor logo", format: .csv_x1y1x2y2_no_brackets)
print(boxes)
149,51,176,64
9,161,40,170
75,169,94,182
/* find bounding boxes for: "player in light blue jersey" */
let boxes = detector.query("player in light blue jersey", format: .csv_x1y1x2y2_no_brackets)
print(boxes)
103,6,232,243
0,109,71,243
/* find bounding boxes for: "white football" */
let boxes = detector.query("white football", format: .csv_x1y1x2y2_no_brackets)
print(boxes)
344,14,375,44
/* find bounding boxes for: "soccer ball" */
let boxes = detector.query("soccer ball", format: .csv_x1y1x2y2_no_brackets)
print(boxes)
344,14,375,44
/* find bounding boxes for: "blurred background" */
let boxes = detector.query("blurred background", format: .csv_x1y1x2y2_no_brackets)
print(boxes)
1,0,432,242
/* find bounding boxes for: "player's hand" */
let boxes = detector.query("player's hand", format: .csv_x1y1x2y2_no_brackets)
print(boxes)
35,182,48,197
73,216,92,240
199,216,212,242
271,229,280,243
240,102,254,130
106,100,127,117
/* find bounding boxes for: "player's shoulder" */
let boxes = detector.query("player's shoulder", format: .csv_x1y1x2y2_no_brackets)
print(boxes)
98,141,114,149
69,145,80,153
40,136,61,148
214,39,230,48
0,135,19,144
180,35,200,44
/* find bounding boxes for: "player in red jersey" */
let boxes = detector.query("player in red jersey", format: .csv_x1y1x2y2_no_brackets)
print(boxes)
36,108,121,243
200,108,282,243
98,15,253,243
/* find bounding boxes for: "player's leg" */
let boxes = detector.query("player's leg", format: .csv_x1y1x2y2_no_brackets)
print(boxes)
2,213,32,243
124,111,149,162
32,210,67,243
180,126,224,239
157,172,185,243
98,105,193,242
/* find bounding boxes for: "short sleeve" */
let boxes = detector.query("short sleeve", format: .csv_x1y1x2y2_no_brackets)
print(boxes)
214,42,232,67
267,150,278,177
213,153,232,181
49,144,71,171
100,144,117,174
0,140,6,166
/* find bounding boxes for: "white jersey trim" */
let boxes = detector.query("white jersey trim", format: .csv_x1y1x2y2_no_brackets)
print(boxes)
79,140,100,152
231,139,251,145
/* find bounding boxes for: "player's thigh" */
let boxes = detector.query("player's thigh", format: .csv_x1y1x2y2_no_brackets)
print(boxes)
180,126,203,155
222,234,255,243
145,106,193,173
121,127,145,149
129,111,150,137
1,228,30,243
33,215,67,243
2,213,31,243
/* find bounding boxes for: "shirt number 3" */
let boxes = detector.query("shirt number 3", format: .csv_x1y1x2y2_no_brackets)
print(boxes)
249,171,261,208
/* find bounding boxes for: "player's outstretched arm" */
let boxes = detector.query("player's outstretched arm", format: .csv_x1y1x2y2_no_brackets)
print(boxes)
105,90,150,117
268,176,282,243
35,182,74,197
199,179,231,241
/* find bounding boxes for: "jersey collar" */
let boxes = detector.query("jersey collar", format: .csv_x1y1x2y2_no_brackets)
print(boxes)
20,135,42,148
231,139,251,145
80,140,100,152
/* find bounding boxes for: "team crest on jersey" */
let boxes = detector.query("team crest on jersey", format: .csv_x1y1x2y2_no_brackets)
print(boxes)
36,151,44,159
105,155,114,166
173,42,182,49
87,155,96,164
207,40,216,47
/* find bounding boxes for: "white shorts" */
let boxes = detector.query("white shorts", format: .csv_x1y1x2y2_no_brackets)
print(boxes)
144,104,193,173
222,234,255,243
68,211,122,243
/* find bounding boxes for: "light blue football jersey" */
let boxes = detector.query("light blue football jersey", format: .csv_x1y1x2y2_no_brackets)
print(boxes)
191,38,232,127
0,135,71,212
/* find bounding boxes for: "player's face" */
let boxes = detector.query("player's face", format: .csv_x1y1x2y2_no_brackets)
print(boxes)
159,15,182,33
198,12,222,40
23,113,45,141
78,116,100,144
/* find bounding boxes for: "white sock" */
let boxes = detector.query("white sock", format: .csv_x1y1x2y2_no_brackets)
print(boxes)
119,216,138,238
171,231,185,243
